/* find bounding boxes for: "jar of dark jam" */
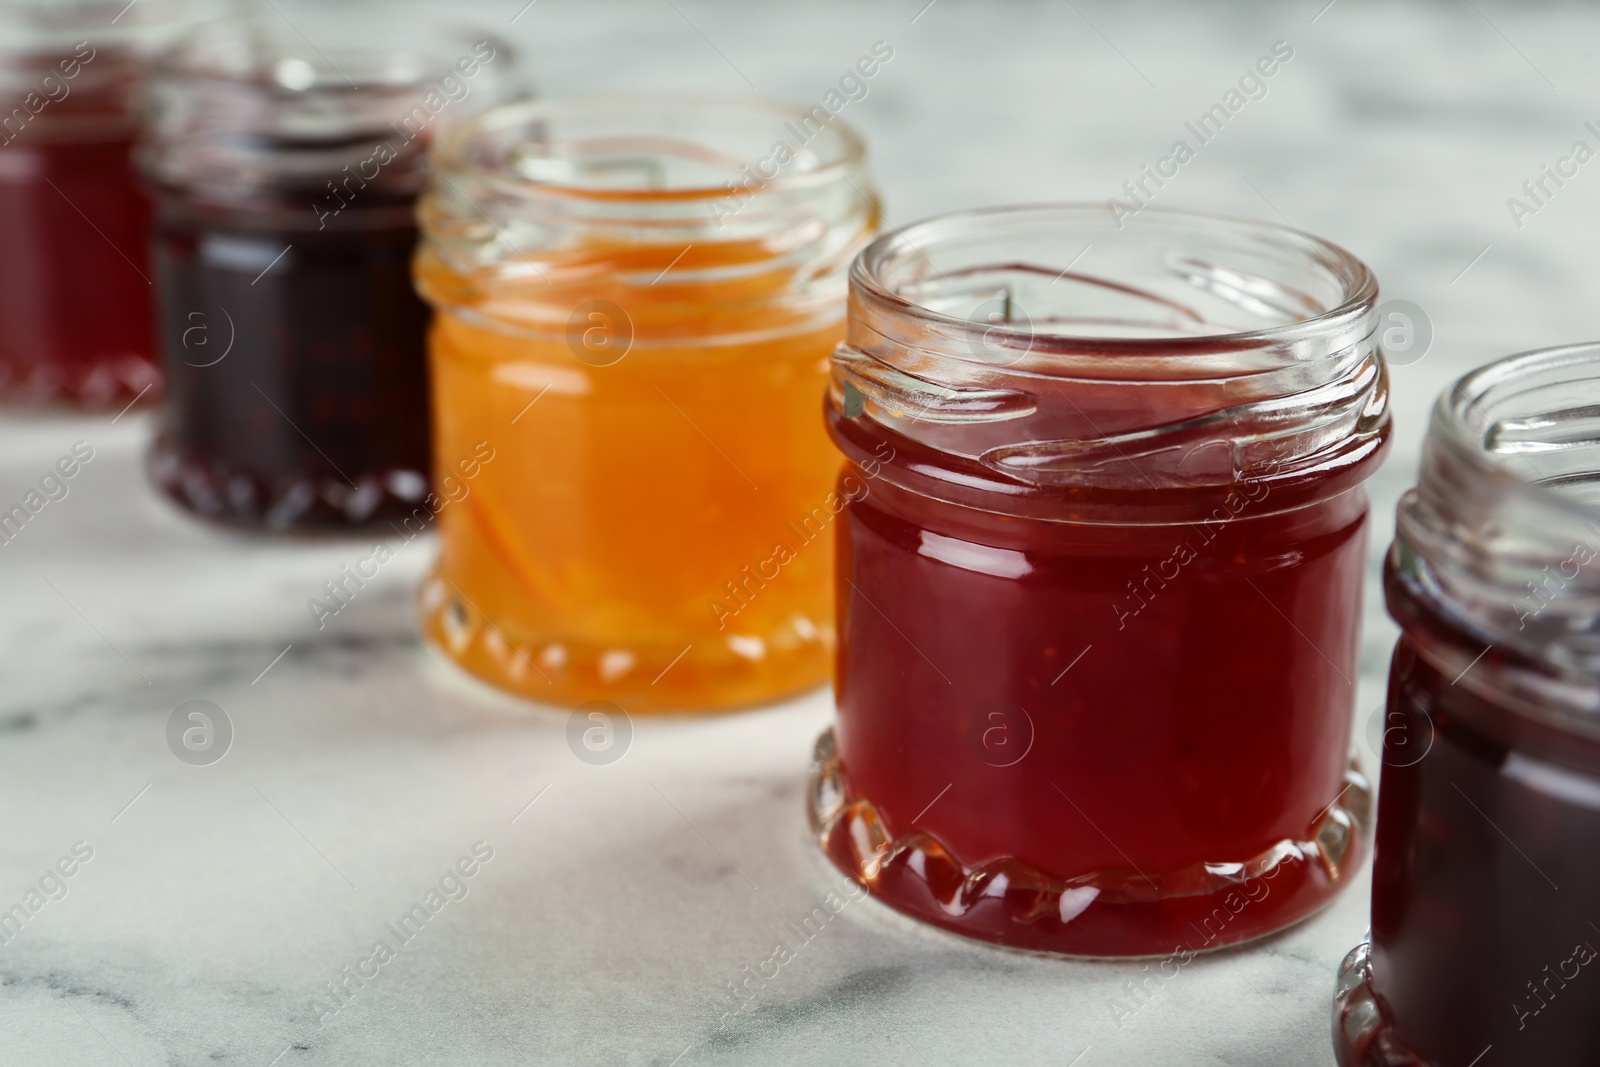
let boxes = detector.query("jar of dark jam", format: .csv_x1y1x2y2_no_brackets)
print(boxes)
810,204,1392,958
0,0,211,408
1335,346,1600,1065
139,13,518,530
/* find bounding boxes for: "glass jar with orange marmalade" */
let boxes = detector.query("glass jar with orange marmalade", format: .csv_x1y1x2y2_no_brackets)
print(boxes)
414,96,879,711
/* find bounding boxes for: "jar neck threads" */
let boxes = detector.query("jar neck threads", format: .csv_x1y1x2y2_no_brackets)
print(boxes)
138,15,516,213
416,95,879,340
830,204,1389,521
1395,344,1600,722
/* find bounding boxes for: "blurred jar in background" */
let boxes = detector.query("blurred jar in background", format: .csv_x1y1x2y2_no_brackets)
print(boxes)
140,10,518,530
0,0,210,408
812,205,1390,957
415,96,879,711
1336,346,1600,1066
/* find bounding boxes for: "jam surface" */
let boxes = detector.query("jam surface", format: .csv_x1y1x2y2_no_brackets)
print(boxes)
149,193,431,530
1334,578,1600,1065
814,409,1380,957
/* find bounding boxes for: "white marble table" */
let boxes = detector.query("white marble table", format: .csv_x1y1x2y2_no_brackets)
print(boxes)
5,1,1598,1063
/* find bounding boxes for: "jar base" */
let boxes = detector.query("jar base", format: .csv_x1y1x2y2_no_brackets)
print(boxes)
147,433,430,532
1333,939,1430,1066
0,354,159,410
807,726,1370,959
418,571,833,713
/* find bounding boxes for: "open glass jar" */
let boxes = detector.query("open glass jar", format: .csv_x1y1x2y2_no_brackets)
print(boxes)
140,12,518,529
809,204,1391,957
415,96,879,711
1335,346,1600,1065
0,0,214,407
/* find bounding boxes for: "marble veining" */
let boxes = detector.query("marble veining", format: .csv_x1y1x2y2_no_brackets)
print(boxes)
6,0,1600,1063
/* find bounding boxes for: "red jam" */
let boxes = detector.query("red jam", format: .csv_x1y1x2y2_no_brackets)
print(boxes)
814,407,1385,957
808,205,1391,958
0,47,157,407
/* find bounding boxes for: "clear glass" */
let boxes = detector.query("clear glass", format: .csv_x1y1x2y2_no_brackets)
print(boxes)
415,95,880,711
140,9,519,529
0,0,217,407
810,204,1391,957
1335,345,1600,1066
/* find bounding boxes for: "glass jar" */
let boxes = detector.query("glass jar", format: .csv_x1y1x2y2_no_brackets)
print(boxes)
0,0,213,408
1335,346,1600,1065
139,12,518,530
809,204,1392,957
415,96,879,711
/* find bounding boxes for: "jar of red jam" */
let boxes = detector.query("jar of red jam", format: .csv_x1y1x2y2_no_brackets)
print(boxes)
810,204,1392,957
1335,346,1600,1065
139,13,517,529
0,0,212,408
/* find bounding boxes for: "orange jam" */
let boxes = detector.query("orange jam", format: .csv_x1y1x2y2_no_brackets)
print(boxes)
414,97,878,711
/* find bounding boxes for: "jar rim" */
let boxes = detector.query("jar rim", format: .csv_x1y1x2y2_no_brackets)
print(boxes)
149,14,510,95
432,93,870,205
852,202,1379,359
1432,342,1600,526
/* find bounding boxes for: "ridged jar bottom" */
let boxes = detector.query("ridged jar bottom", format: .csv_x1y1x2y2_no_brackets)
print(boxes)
147,433,430,532
418,571,833,713
0,353,159,410
808,727,1370,959
1333,939,1430,1066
